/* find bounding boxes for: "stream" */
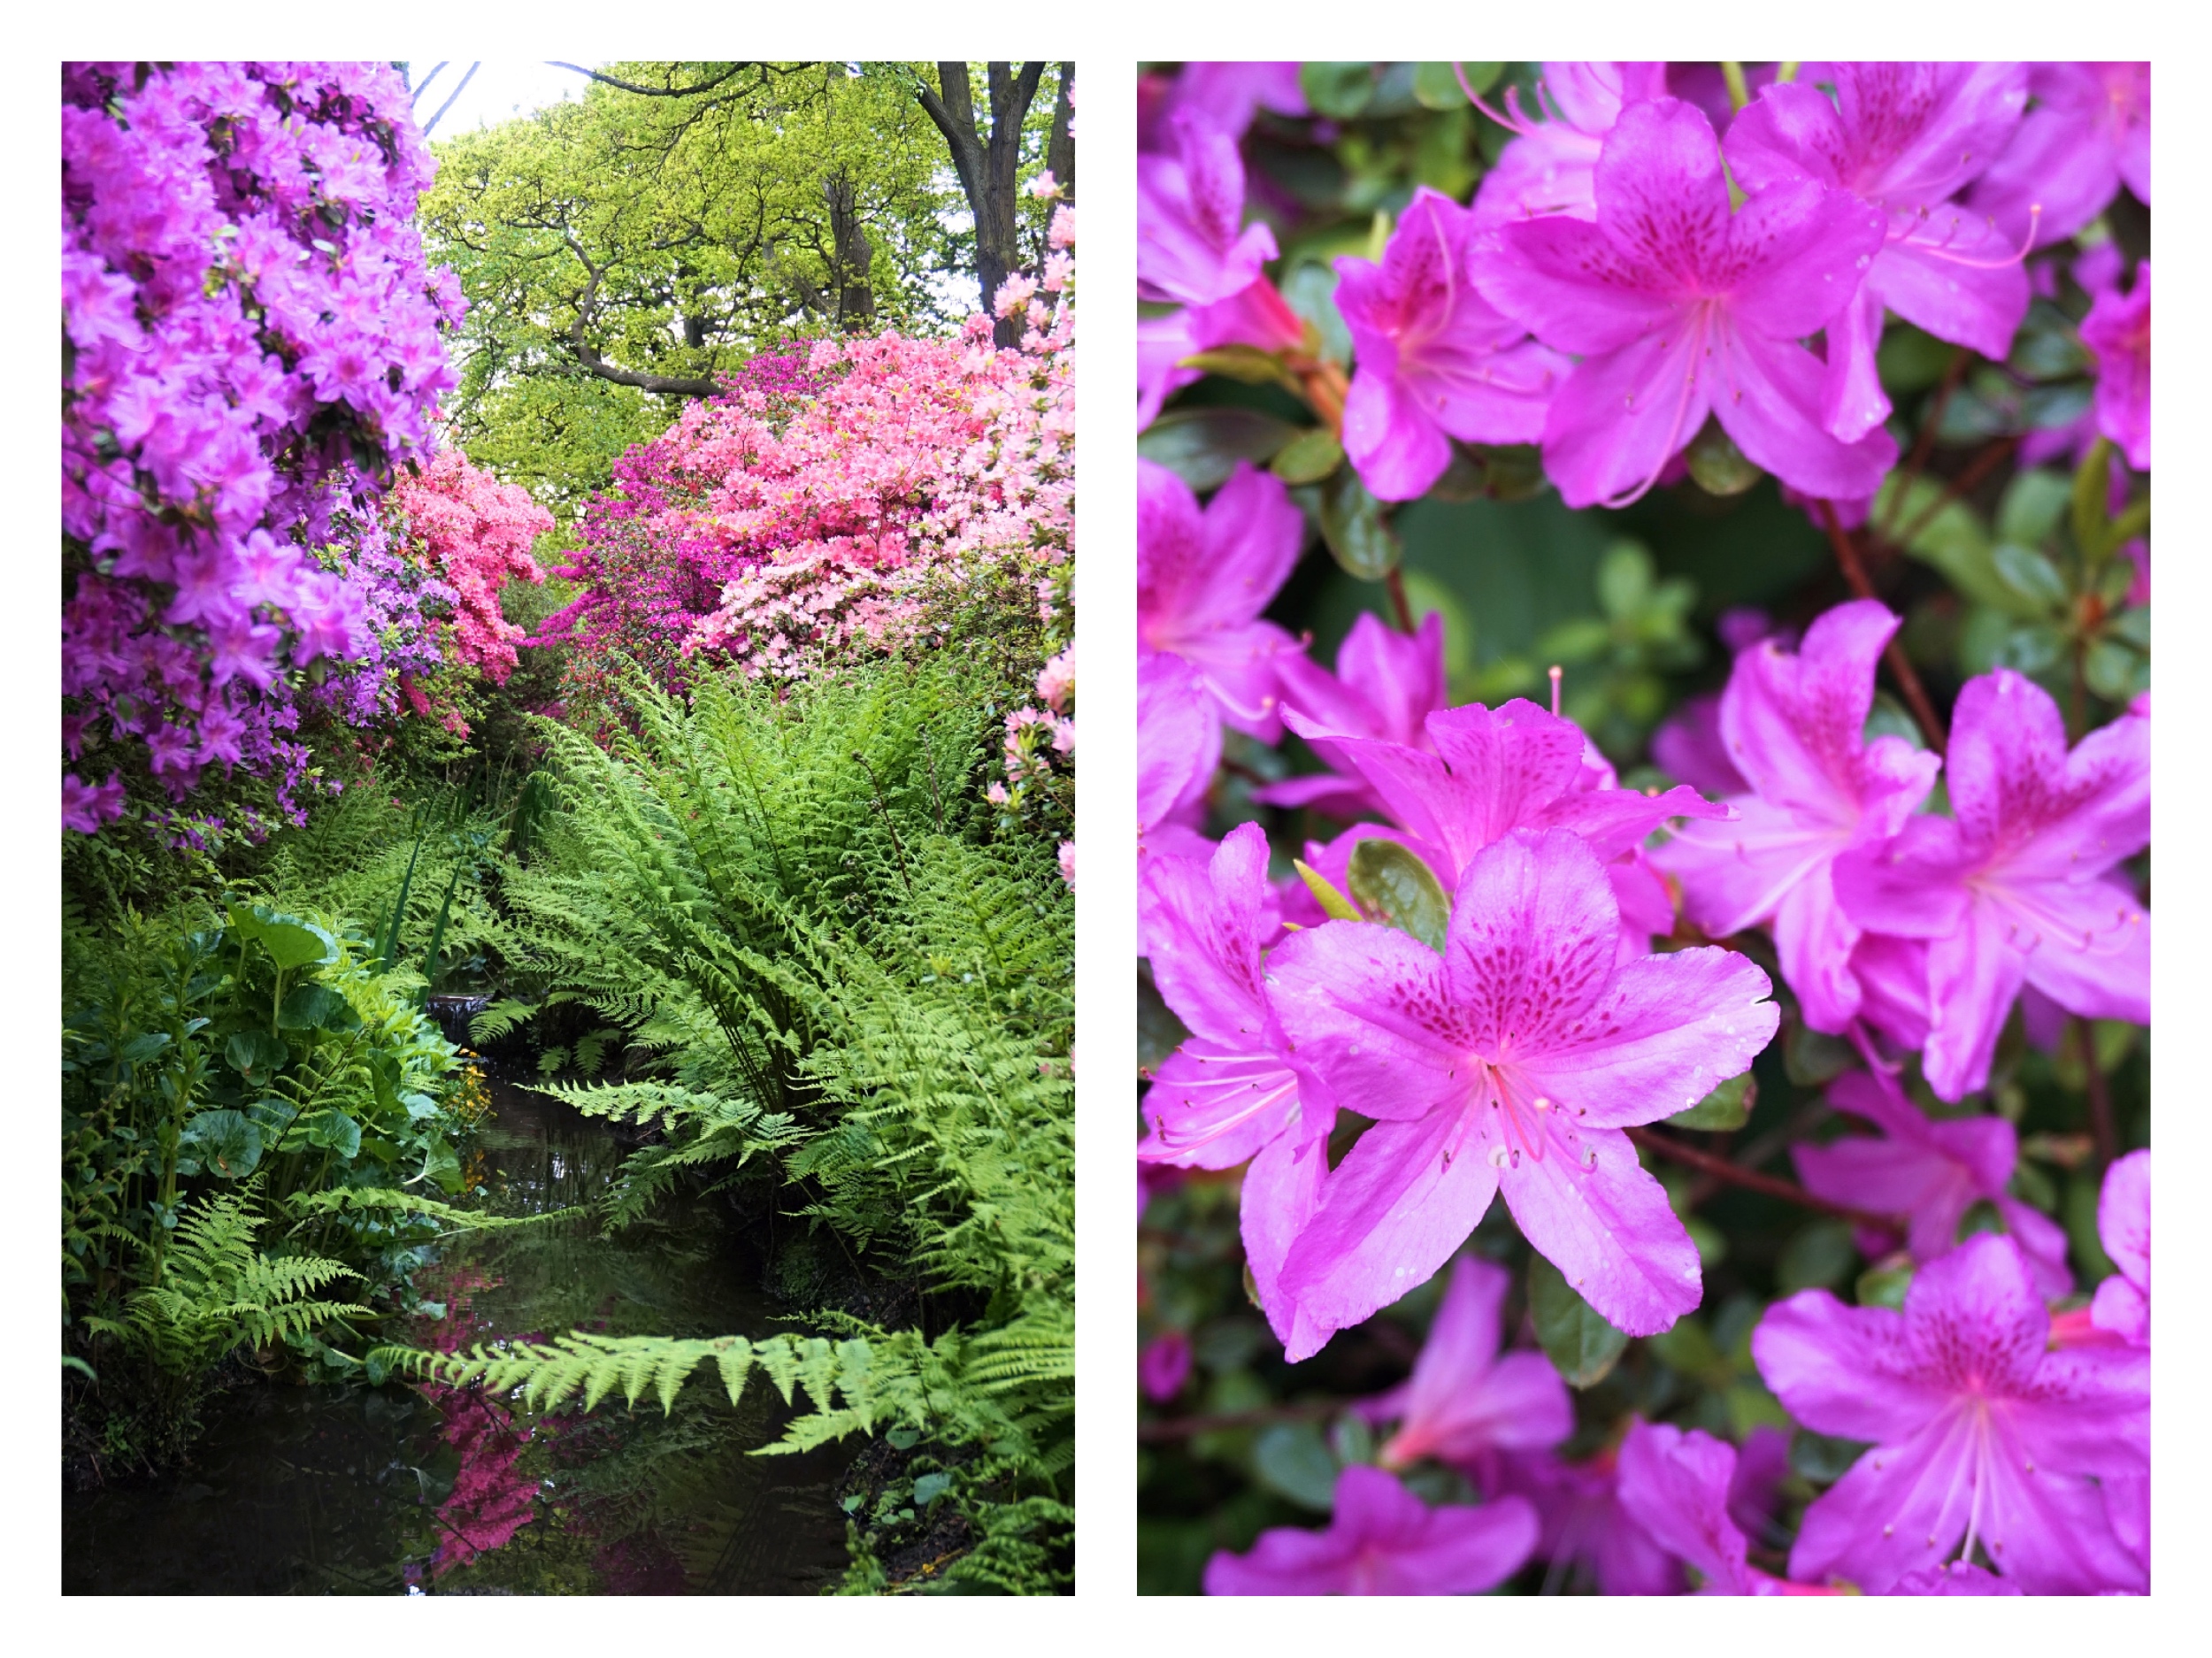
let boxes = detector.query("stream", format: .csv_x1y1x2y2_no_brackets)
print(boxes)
63,1076,859,1594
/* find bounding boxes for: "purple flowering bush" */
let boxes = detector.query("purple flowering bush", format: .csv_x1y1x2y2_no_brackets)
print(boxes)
1137,61,2149,1596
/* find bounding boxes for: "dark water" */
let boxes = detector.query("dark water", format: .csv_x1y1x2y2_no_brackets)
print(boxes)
64,1078,857,1594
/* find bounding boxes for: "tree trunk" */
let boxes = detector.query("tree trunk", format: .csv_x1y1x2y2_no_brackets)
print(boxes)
915,61,1048,348
822,171,875,332
1048,63,1075,203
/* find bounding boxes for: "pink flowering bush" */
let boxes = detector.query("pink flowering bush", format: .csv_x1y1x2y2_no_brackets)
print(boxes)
391,449,552,686
62,61,466,836
1138,61,2148,1597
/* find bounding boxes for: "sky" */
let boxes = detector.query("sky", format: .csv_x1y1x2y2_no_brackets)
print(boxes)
401,61,588,138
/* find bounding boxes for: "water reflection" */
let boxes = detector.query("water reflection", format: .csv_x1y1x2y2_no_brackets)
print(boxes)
64,1078,856,1594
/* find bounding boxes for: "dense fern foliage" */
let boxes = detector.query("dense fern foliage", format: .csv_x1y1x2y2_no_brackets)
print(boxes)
382,659,1074,1591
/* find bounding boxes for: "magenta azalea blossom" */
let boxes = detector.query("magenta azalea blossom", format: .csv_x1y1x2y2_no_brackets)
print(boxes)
1165,61,1308,140
1284,696,1732,894
2079,259,2150,471
2092,1148,2149,1346
1470,62,1671,229
1136,311,1201,430
1256,611,1448,822
1203,1464,1539,1595
1139,457,1304,747
1137,650,1220,841
1651,599,1941,1034
1970,62,2149,249
1795,1067,2073,1298
1492,1447,1680,1594
1356,1255,1574,1480
1753,1232,2147,1593
1473,98,1896,508
1333,187,1566,501
1726,64,2032,442
1140,1329,1194,1401
1616,1419,1831,1595
1834,669,2147,1100
1267,828,1778,1354
1138,109,1279,307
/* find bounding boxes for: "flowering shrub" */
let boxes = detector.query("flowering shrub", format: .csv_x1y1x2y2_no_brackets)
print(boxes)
541,205,1074,718
391,449,552,685
62,60,465,833
1137,60,2148,1597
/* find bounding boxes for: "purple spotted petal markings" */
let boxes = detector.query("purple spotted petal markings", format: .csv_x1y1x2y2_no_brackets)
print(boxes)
1468,62,1671,228
1651,599,1941,1034
1726,63,2032,441
1255,612,1448,823
1355,1255,1574,1482
1203,1464,1539,1595
1332,187,1567,502
1752,1232,2147,1593
1833,668,2147,1100
1471,97,1897,507
1267,828,1778,1356
1137,108,1281,307
1969,62,2149,249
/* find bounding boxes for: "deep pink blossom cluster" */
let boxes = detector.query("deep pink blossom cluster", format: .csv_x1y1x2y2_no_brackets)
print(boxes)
1138,61,2151,509
543,211,1075,710
62,60,465,831
391,448,552,685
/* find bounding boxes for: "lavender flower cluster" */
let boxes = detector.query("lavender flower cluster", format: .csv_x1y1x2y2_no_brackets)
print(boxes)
62,61,464,832
1139,61,2149,1596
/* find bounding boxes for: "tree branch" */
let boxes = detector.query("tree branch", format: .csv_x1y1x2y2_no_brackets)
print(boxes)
420,62,480,139
545,62,759,98
1625,1126,1893,1231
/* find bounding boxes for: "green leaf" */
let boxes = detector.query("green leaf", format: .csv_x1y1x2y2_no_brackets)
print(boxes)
1176,344,1296,389
1667,1071,1755,1131
417,1135,464,1194
226,1029,289,1078
1346,839,1448,953
1252,1422,1340,1511
1784,1024,1855,1087
1995,467,2072,546
227,903,339,971
401,1091,442,1123
278,982,362,1033
1777,1220,1859,1295
1855,1259,1916,1310
180,1109,264,1179
912,1470,954,1506
1685,419,1762,496
1301,62,1375,119
1413,61,1500,107
1527,1254,1629,1388
887,1426,920,1451
1293,859,1363,924
1271,426,1345,486
2071,436,2116,563
1874,476,2020,614
1992,542,2070,613
306,1109,362,1161
119,1032,172,1065
1138,406,1299,492
1314,468,1402,580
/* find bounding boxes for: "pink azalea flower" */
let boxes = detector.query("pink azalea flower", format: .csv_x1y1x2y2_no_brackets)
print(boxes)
1355,1254,1573,1482
1650,599,1941,1034
1473,97,1896,508
1648,692,1746,798
1753,1232,2147,1594
2092,1148,2149,1345
1162,62,1308,142
1333,187,1566,501
1138,458,1303,746
1140,1329,1193,1401
1136,310,1201,429
1834,669,2147,1101
1136,650,1219,841
1794,1067,2073,1299
1490,1445,1681,1594
1616,1419,1801,1594
1138,109,1279,308
1139,823,1329,1356
1203,1464,1538,1595
2079,259,2149,472
1726,64,2032,441
62,771,127,834
1267,828,1778,1355
1970,63,2149,249
1255,611,1448,822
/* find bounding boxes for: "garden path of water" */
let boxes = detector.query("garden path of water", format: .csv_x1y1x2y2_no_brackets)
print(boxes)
64,1076,857,1594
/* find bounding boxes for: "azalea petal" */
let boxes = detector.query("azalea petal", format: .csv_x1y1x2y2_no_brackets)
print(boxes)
1869,220,2032,361
1539,312,1714,509
1724,81,1851,193
1544,61,1669,135
1711,319,1899,503
1443,829,1621,1052
1970,1417,2147,1594
1470,120,1603,228
1340,355,1455,502
2098,1148,2149,1290
1241,1132,1332,1359
1592,98,1736,294
1500,1124,1703,1337
1819,281,1892,443
1265,918,1468,1125
1140,1042,1303,1170
1793,1134,1976,1261
1480,217,1680,355
1832,816,1970,939
1920,902,2031,1101
1653,794,1846,940
1616,1419,1755,1593
1723,178,1888,341
2009,873,2148,1024
1337,610,1447,744
1519,945,1777,1127
1402,1254,1506,1422
1137,651,1221,836
1531,779,1734,864
1947,670,2147,879
1786,1407,1980,1593
1771,857,1866,1032
1834,62,2029,205
2001,1342,2149,1478
1363,1493,1540,1595
1752,1289,1953,1443
1901,1233,2048,1393
1994,1196,2075,1301
1140,823,1272,1046
1278,1109,1503,1359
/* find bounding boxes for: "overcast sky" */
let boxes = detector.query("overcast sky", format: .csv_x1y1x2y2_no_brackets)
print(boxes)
403,61,588,138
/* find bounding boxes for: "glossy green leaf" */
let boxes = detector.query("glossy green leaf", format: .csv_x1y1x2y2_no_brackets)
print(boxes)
1527,1254,1629,1388
1685,419,1761,495
1271,426,1345,486
1992,542,2069,612
1139,406,1299,492
1301,62,1376,119
227,903,339,971
1253,1422,1340,1511
1413,60,1501,108
1667,1071,1755,1131
1315,468,1402,580
1346,839,1448,953
279,982,362,1033
179,1109,263,1180
1177,344,1295,389
306,1109,362,1161
225,1029,289,1078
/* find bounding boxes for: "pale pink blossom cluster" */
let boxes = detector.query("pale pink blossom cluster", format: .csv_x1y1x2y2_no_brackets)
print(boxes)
390,449,552,684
